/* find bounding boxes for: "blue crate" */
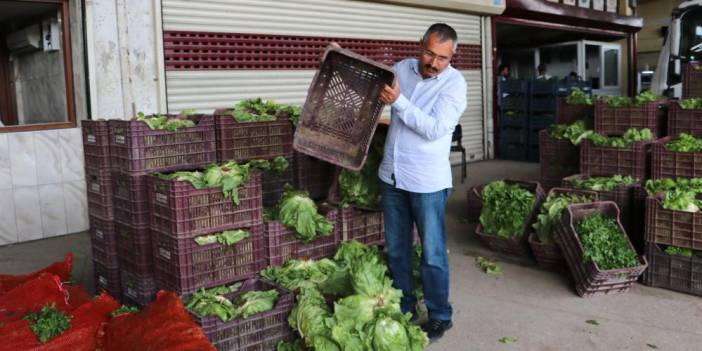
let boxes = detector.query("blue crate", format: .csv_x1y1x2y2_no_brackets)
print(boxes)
500,127,529,144
499,140,528,161
529,114,556,131
501,96,528,111
527,145,540,162
530,96,558,113
530,79,559,96
500,79,529,95
500,112,529,129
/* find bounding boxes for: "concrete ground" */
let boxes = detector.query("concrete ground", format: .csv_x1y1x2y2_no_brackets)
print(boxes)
2,160,701,351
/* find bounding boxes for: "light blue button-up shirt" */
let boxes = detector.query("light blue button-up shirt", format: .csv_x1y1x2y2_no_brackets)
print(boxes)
378,58,467,193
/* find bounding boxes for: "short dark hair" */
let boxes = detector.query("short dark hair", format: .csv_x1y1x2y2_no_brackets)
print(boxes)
499,64,509,72
422,23,458,50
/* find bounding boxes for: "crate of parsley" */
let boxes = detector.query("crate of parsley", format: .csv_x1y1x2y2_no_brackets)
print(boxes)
214,98,297,163
594,92,667,137
644,178,702,250
185,278,295,351
554,201,647,297
148,161,263,238
682,62,702,99
668,99,702,138
580,128,656,181
652,133,702,179
539,120,592,190
642,243,702,296
109,112,216,175
557,88,594,124
475,180,546,258
528,187,598,270
264,188,341,266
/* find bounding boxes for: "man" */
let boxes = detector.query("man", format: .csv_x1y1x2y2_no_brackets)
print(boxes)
378,23,467,342
536,63,551,80
497,64,510,108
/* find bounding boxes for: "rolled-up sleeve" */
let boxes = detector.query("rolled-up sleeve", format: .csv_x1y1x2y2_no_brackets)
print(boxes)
392,75,467,141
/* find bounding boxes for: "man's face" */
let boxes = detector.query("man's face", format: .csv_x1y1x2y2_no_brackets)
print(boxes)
419,32,455,79
501,67,509,77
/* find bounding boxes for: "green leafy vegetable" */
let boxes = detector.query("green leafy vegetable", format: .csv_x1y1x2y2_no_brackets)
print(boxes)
276,339,306,351
24,303,72,343
135,112,196,131
645,178,702,195
664,246,694,257
279,105,302,127
570,175,638,192
179,109,198,116
475,256,501,276
647,343,658,349
194,229,249,246
110,305,139,317
662,189,701,213
232,98,279,122
479,181,535,238
666,133,702,152
159,161,252,205
587,128,653,148
185,283,276,322
586,319,600,326
261,258,350,296
272,187,334,242
533,192,593,244
565,88,593,106
678,98,702,110
499,336,518,344
248,156,289,174
338,130,386,209
576,214,639,270
601,91,661,108
231,290,279,319
547,120,593,145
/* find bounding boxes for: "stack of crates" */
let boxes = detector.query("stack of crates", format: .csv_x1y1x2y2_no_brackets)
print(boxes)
498,79,530,161
82,120,120,300
528,79,559,161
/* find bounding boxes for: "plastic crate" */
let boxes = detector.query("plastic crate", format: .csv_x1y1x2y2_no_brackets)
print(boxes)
642,243,702,296
293,46,394,171
120,270,157,307
527,144,540,162
682,62,702,99
192,279,295,351
292,151,335,200
112,172,150,227
652,137,702,179
530,79,558,96
88,215,118,268
539,130,580,191
630,186,648,254
148,171,263,238
501,96,529,111
500,127,528,144
557,98,594,124
214,110,293,163
81,120,111,170
528,188,599,270
594,99,668,137
498,141,528,161
108,115,216,175
153,225,265,295
645,193,702,250
265,207,340,267
554,201,648,297
668,101,702,138
93,259,121,300
261,158,294,207
339,208,384,245
529,114,556,131
500,111,529,129
530,96,558,113
500,79,529,95
86,167,113,220
579,139,652,181
115,221,154,277
474,180,546,258
561,174,639,236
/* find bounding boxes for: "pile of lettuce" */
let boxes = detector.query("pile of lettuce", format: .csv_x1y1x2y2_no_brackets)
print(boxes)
678,98,702,110
266,186,335,242
587,128,654,148
600,90,661,108
276,241,428,351
135,112,196,131
569,175,638,192
547,120,593,145
666,133,702,152
479,180,536,238
158,156,288,206
645,178,702,213
575,213,639,270
184,282,280,322
565,88,593,106
338,129,386,210
230,98,301,125
532,192,593,244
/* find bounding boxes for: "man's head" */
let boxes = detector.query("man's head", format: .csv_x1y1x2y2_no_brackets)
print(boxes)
568,71,578,81
419,23,457,79
537,63,547,75
499,64,510,77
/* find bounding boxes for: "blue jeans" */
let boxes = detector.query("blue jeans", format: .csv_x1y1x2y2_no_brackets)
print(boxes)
381,180,452,321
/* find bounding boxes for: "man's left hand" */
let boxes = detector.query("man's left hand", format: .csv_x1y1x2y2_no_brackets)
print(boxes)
380,77,400,105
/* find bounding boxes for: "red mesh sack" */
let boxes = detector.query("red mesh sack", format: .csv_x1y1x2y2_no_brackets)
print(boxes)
101,290,216,351
0,292,119,351
65,284,94,310
0,274,69,324
0,253,73,295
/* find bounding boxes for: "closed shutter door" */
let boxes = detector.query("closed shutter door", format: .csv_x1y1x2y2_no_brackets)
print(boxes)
162,0,486,163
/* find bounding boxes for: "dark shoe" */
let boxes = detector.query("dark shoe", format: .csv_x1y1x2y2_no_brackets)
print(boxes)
421,319,453,341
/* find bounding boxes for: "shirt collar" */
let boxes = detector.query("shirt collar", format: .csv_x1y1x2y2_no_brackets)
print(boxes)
411,59,451,81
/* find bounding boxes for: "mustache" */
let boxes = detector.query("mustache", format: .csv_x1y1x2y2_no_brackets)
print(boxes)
424,64,439,72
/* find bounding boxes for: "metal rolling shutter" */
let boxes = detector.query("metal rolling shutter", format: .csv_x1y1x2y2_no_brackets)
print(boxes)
162,0,486,163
